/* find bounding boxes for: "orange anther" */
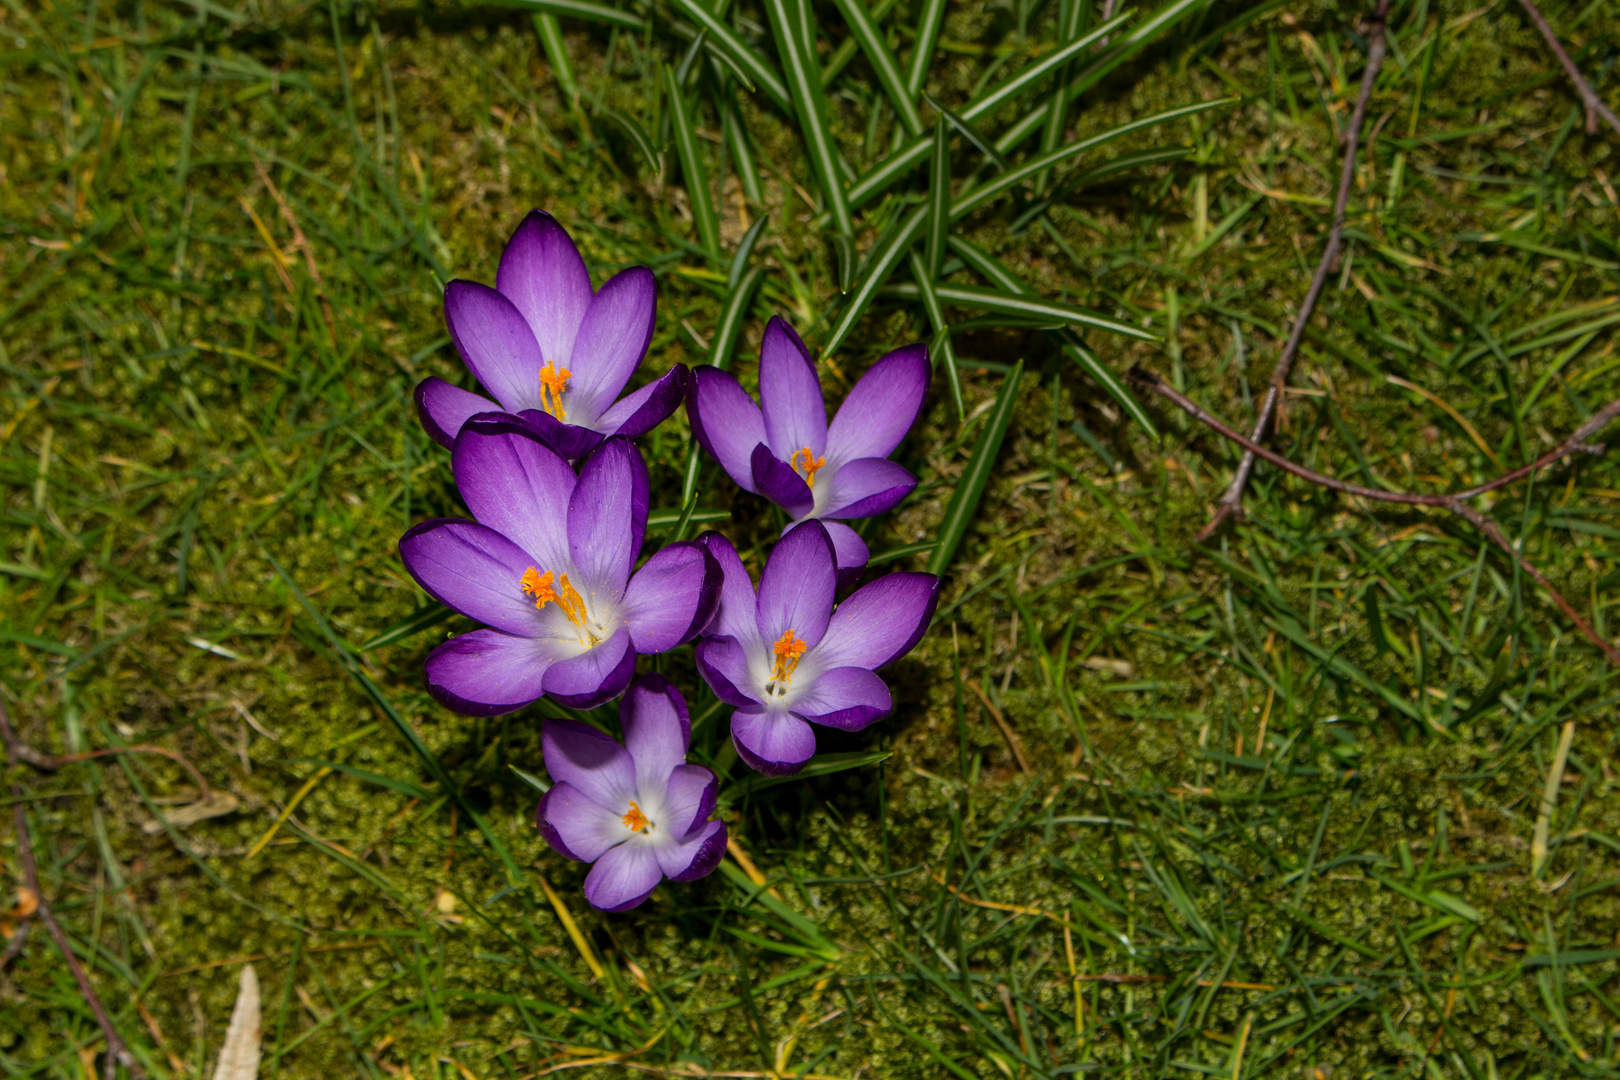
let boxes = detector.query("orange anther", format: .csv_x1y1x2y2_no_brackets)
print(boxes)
769,629,809,683
538,362,572,421
621,800,650,832
521,567,559,609
792,447,827,489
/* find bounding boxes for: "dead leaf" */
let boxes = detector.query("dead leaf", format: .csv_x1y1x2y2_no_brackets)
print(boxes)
143,792,240,834
212,964,260,1080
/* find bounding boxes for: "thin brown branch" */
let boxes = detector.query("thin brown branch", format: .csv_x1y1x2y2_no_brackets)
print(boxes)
0,702,212,799
1518,0,1620,137
1127,367,1620,667
6,705,143,1080
1199,0,1392,541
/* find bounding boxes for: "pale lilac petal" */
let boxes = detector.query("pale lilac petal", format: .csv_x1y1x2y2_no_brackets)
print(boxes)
759,317,827,461
567,266,656,424
751,443,814,518
731,706,817,777
662,818,726,881
422,629,556,716
536,780,627,862
619,675,691,785
697,532,762,647
825,343,929,465
819,521,871,586
496,210,593,369
597,366,691,439
444,280,544,413
568,438,646,595
793,666,892,731
621,542,720,653
815,571,940,670
541,718,637,809
452,418,576,573
415,377,499,448
820,458,918,519
687,366,765,492
659,763,717,838
399,519,545,635
542,627,636,710
584,842,662,911
757,521,837,650
516,410,607,461
695,635,760,707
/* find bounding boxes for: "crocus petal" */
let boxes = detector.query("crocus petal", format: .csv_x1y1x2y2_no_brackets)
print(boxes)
694,635,760,708
814,571,940,670
825,342,929,465
536,781,628,863
759,317,827,462
567,266,656,424
793,666,893,731
620,675,691,785
452,417,575,572
541,718,637,809
659,763,717,838
751,443,814,518
415,377,499,449
597,365,691,439
621,542,721,653
698,532,763,647
516,410,607,461
543,626,636,710
443,280,544,413
663,818,727,881
495,210,593,369
423,629,555,716
687,366,765,492
399,519,545,635
818,521,871,586
756,520,837,651
568,437,646,596
584,842,662,911
820,457,918,519
731,707,817,777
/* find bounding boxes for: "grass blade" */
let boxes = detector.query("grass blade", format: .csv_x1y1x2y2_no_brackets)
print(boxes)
956,7,1135,125
359,603,452,652
907,248,964,418
927,360,1023,577
712,264,764,369
822,0,900,86
885,280,1157,341
829,0,922,136
763,0,854,238
1058,331,1158,438
665,64,721,260
947,236,1032,294
532,13,579,110
667,0,791,111
593,105,661,173
952,98,1236,220
926,114,949,278
729,214,769,289
491,0,645,31
903,0,947,99
823,204,927,355
722,93,764,204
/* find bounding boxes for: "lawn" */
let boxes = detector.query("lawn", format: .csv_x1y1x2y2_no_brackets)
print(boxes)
3,0,1620,1075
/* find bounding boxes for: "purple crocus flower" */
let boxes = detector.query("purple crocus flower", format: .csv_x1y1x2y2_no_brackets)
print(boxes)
693,521,939,776
687,316,929,582
398,421,720,713
535,676,726,911
415,210,688,459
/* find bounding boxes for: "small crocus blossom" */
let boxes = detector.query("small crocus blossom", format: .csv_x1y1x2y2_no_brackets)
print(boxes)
416,210,688,459
687,317,929,583
398,422,720,713
694,521,939,776
536,676,726,910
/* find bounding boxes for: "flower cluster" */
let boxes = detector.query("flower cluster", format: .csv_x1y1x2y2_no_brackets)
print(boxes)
399,212,938,909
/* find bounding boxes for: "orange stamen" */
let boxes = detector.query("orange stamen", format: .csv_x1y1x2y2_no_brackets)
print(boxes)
792,447,827,489
557,574,587,626
621,800,650,832
538,362,571,420
769,629,809,683
521,567,559,609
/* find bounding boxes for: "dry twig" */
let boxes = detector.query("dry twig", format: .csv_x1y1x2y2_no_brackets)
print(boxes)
1127,367,1620,666
2,699,145,1080
1518,0,1620,137
1200,0,1392,540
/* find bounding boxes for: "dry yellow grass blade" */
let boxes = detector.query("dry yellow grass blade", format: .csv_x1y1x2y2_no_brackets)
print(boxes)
212,964,260,1080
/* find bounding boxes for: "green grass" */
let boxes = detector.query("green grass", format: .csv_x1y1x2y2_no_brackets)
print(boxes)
4,0,1620,1076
